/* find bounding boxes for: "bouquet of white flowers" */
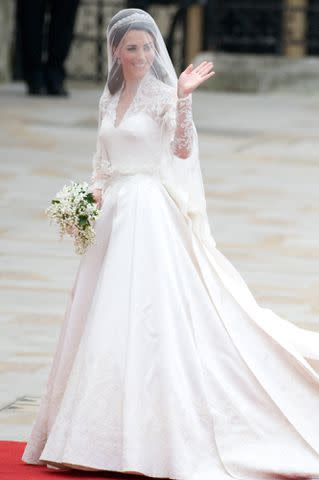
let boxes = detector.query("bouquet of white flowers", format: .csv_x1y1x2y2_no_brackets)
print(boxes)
46,181,101,255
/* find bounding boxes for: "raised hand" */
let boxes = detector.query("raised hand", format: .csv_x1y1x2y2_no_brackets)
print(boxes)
177,61,215,99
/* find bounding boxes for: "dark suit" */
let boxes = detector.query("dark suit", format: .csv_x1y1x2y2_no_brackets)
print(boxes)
17,0,80,93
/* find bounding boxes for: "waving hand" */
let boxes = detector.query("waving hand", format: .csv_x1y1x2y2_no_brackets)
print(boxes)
177,61,215,98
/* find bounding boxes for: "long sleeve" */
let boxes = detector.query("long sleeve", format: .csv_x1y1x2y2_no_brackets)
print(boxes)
162,92,195,160
89,106,113,191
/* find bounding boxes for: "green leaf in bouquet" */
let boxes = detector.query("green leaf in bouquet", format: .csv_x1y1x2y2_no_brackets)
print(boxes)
85,192,95,204
51,199,60,204
78,215,89,228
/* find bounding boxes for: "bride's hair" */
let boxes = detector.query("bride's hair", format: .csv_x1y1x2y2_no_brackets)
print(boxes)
107,11,168,94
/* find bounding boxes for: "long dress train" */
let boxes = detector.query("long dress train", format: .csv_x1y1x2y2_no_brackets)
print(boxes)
21,78,319,480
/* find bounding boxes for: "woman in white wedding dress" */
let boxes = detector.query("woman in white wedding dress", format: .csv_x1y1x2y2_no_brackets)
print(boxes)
22,8,319,480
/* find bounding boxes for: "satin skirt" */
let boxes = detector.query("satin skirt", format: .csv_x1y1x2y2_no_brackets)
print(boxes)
22,173,319,479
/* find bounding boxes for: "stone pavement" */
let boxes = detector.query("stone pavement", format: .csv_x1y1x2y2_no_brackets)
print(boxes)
0,81,318,441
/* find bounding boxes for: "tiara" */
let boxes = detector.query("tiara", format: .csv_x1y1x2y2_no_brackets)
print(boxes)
109,11,152,32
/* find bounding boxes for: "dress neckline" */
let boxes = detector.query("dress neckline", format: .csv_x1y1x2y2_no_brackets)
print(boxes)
113,86,131,129
112,73,152,129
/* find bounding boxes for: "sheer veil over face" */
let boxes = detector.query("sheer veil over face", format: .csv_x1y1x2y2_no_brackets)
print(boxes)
96,8,217,249
106,8,176,93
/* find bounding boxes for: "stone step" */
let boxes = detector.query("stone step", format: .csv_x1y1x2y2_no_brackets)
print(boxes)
195,52,319,93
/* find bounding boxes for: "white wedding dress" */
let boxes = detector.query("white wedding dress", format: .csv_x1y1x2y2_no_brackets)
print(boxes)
22,78,319,480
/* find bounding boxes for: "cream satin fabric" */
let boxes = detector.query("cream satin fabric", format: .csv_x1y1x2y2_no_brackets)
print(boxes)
22,111,319,479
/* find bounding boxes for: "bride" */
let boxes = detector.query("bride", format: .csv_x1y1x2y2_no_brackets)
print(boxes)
22,8,319,480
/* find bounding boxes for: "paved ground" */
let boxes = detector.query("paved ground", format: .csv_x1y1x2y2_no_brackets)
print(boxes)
0,81,319,441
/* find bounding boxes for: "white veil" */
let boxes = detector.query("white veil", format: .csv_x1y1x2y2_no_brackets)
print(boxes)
96,7,217,250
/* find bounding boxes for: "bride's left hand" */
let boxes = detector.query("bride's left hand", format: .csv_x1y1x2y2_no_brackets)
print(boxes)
177,61,215,98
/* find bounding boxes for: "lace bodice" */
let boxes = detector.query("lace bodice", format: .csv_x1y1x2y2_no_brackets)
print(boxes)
100,111,163,175
89,76,194,191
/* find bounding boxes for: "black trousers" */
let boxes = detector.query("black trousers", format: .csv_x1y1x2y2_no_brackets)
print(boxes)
18,0,80,88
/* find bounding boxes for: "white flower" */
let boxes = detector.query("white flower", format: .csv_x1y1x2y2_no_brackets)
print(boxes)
46,181,101,255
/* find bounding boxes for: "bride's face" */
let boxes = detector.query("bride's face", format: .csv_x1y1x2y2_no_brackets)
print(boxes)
117,29,156,82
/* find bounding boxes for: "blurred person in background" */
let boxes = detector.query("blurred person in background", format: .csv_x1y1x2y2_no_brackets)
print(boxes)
17,0,80,96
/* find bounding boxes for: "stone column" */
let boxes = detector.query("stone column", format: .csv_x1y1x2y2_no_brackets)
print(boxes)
0,0,14,82
283,0,308,57
185,4,204,65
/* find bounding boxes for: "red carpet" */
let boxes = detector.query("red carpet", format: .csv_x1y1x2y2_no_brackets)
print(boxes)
0,441,161,480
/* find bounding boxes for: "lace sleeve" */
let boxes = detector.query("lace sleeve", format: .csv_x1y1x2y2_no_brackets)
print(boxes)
89,101,113,191
162,92,195,159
